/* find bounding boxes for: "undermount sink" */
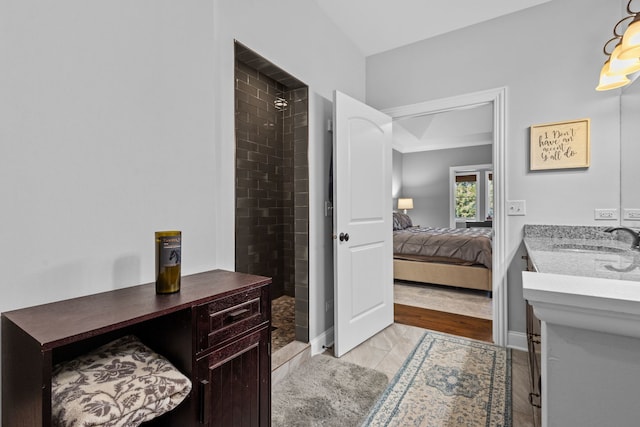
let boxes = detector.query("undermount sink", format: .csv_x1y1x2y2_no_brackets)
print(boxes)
552,243,628,254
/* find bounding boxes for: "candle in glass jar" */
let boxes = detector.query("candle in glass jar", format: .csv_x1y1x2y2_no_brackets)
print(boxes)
155,231,181,294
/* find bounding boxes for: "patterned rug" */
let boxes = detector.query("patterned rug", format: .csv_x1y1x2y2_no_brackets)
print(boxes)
363,331,512,426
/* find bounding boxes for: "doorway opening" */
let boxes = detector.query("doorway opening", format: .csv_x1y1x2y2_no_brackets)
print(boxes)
233,41,309,353
385,87,507,346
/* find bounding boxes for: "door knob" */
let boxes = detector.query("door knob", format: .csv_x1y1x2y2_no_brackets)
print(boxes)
339,232,350,242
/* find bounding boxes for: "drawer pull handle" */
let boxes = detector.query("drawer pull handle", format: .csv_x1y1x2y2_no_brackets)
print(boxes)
227,308,250,320
199,379,210,424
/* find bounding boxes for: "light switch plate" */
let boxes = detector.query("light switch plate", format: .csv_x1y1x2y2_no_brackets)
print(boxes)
594,208,618,220
507,200,526,216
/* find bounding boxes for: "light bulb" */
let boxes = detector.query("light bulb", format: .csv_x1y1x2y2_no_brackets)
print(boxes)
619,18,640,60
596,61,630,90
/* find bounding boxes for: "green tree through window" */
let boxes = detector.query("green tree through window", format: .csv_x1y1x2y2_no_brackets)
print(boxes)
455,174,477,220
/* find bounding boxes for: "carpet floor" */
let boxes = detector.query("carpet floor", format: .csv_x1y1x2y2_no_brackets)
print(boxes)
363,330,511,426
272,354,389,427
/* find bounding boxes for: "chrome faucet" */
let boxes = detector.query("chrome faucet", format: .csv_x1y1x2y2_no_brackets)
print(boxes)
604,227,640,250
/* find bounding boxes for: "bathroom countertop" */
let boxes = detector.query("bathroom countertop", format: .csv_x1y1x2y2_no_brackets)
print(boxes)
523,224,640,340
523,226,640,427
523,224,640,282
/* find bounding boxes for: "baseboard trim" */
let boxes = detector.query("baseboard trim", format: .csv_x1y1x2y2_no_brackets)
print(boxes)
508,330,528,351
310,327,334,356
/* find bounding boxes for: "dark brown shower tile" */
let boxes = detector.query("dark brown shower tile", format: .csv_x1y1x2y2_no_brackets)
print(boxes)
236,147,249,160
235,158,255,172
247,151,268,164
236,60,259,78
236,197,258,209
241,93,269,112
235,48,309,345
295,219,308,234
293,166,308,181
257,89,278,104
236,98,259,115
247,169,268,181
236,79,258,97
236,139,258,153
293,114,308,127
248,74,269,92
235,73,250,87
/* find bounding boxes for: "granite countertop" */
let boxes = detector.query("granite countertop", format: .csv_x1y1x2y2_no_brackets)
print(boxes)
523,225,640,282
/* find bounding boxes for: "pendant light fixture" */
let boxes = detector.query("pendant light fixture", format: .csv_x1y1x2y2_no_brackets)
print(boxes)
596,0,640,91
619,14,640,60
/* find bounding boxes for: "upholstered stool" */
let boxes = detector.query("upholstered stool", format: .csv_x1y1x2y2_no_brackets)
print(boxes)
51,335,191,427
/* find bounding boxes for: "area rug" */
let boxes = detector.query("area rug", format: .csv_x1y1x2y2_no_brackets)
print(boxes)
272,354,389,427
363,331,512,426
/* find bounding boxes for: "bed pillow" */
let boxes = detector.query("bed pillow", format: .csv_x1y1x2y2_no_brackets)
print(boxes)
393,212,413,230
52,335,192,427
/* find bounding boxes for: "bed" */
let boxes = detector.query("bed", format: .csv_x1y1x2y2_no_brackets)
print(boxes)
392,212,493,292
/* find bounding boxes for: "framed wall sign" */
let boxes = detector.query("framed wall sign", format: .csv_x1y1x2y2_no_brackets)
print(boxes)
530,118,590,170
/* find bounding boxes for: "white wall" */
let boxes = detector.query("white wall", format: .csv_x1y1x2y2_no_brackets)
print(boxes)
367,0,622,335
1,0,365,411
1,0,217,311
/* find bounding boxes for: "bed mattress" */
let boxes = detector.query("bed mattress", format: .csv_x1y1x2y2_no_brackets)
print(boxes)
393,226,492,269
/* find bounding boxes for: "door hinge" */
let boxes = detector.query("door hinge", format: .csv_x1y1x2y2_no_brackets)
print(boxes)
325,200,333,216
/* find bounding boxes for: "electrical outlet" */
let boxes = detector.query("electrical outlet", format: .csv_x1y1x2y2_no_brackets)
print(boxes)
507,200,526,216
594,208,618,220
623,209,640,221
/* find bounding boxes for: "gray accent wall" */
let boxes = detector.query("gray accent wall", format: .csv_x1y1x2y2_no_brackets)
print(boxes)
399,145,492,228
391,149,403,208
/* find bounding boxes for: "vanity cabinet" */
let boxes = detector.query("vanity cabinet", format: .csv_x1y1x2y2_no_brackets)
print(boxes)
193,283,271,426
1,269,271,427
524,255,542,427
525,301,542,426
523,224,640,427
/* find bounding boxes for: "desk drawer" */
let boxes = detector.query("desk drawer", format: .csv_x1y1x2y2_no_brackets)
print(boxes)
195,287,267,353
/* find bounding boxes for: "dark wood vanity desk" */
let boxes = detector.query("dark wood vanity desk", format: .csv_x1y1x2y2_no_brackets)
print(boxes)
2,269,272,426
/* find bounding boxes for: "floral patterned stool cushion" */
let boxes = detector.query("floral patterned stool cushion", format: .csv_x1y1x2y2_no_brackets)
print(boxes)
51,335,192,427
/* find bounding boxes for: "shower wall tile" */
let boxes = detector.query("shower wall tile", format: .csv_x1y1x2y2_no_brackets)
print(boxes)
235,53,309,343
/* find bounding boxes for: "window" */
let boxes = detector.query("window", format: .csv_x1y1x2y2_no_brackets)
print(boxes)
449,163,492,227
485,171,493,220
454,172,479,221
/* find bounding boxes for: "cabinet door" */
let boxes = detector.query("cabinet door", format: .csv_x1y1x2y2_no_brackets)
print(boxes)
197,327,270,427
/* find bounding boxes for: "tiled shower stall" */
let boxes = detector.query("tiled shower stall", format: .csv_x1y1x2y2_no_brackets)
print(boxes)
234,42,309,343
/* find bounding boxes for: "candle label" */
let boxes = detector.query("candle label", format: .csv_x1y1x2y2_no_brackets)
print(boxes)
159,235,181,267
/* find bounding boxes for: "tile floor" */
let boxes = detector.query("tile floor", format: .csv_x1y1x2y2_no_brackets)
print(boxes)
337,322,538,426
271,285,538,426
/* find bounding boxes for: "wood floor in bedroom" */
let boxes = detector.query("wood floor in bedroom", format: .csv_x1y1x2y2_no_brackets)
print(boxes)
394,304,492,342
394,280,493,343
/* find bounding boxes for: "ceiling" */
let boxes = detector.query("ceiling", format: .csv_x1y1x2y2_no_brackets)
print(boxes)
314,0,552,152
313,0,553,56
393,103,494,153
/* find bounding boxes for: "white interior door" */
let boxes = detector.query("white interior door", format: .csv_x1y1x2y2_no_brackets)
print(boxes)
333,90,393,357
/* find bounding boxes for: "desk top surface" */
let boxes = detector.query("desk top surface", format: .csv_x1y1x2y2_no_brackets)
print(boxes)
2,269,270,349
